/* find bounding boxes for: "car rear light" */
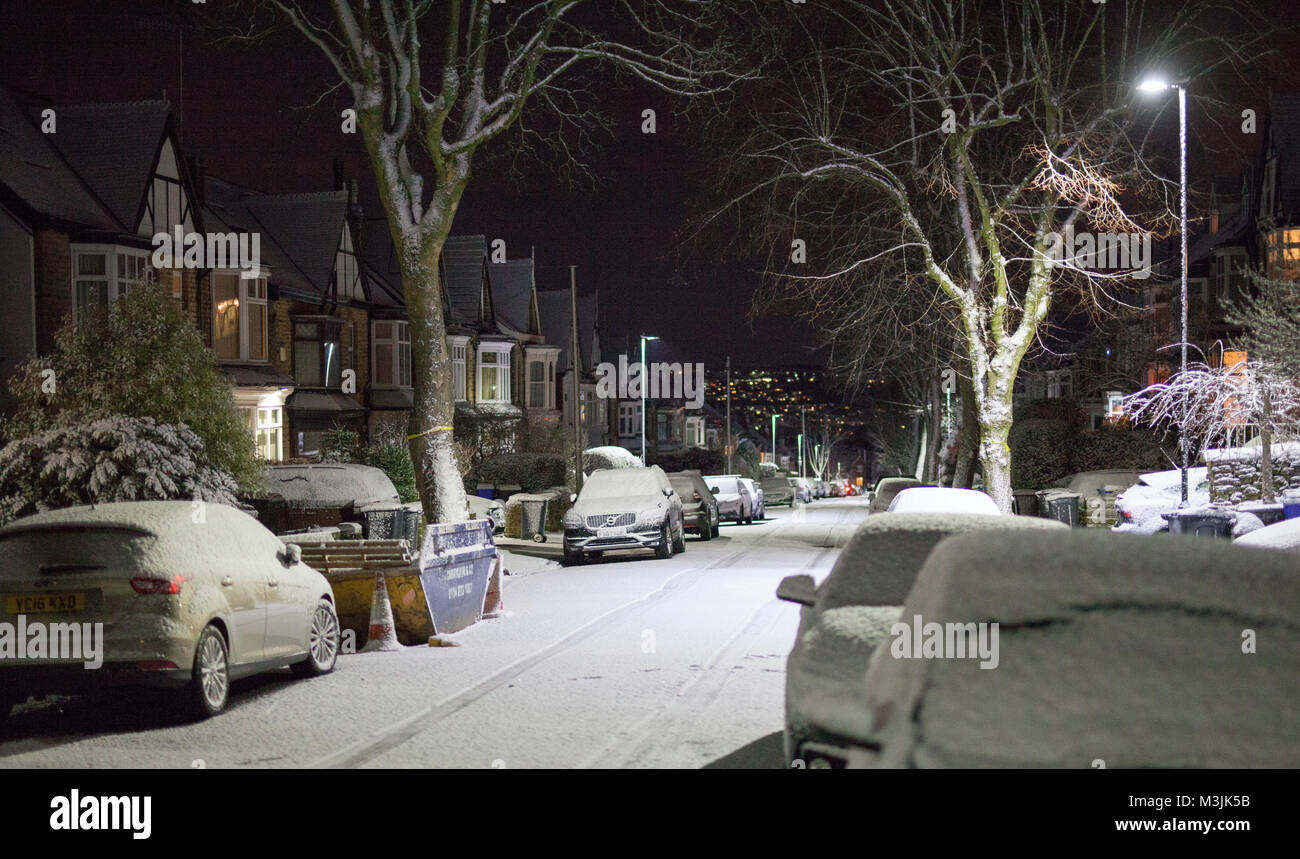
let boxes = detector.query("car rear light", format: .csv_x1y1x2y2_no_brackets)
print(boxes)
136,660,178,671
1121,510,1133,521
130,574,191,595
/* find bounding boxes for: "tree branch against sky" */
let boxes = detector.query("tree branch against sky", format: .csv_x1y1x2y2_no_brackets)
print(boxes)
707,0,1272,511
252,0,746,522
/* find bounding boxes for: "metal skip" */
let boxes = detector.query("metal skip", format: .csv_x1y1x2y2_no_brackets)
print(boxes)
419,519,498,635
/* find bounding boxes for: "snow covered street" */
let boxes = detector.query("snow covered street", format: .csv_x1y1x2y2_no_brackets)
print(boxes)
0,499,866,769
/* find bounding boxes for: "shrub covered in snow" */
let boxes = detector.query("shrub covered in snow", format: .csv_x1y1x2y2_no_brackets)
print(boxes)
0,416,238,524
479,452,567,491
582,446,642,472
1,281,260,493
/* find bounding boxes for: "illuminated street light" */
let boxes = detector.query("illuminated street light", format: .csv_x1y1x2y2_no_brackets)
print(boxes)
640,334,659,465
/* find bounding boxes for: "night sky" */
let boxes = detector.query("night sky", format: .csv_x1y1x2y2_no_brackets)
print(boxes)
0,0,817,370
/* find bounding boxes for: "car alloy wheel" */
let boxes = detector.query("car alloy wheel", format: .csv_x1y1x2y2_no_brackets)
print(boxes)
655,523,672,559
293,599,340,678
698,513,712,540
184,624,229,719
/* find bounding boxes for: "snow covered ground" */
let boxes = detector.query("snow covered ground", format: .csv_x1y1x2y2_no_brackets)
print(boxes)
0,498,867,769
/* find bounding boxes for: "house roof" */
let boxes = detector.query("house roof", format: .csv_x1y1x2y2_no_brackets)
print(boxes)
358,218,405,309
537,289,598,373
488,258,535,334
0,86,122,231
440,234,489,320
44,99,171,231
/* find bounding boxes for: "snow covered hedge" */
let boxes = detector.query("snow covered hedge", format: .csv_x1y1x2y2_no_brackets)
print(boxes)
0,416,237,524
478,452,567,492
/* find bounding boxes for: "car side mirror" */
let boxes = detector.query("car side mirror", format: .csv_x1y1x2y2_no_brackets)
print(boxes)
569,493,578,503
281,543,302,566
710,486,720,494
776,574,817,607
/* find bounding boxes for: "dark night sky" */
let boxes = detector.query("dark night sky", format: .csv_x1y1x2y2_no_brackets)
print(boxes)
0,0,818,370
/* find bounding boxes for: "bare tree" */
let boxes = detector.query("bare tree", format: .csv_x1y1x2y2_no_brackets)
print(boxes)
257,0,742,522
710,0,1270,511
1122,358,1300,503
804,421,846,480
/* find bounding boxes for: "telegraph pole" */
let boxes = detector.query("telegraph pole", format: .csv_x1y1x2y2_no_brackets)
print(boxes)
570,266,583,492
800,406,807,477
725,356,732,474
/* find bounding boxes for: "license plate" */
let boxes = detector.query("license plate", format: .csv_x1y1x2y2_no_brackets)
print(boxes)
6,592,86,614
596,527,628,538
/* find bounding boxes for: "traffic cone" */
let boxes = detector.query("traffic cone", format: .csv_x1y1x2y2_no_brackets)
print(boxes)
482,555,504,618
362,571,403,652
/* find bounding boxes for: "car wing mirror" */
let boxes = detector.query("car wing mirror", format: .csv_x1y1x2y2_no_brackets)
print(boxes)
569,493,578,503
281,543,302,566
776,574,817,607
710,486,720,494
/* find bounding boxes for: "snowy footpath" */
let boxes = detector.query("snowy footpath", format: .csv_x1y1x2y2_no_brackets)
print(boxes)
0,499,865,769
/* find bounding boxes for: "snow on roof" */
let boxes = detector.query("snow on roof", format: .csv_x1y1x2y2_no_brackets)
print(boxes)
886,487,1000,516
820,513,1067,608
864,529,1300,767
1234,516,1300,551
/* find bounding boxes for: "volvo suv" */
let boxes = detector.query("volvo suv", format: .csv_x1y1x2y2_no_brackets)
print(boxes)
562,466,686,565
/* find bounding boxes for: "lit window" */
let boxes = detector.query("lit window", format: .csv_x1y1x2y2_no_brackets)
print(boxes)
294,318,343,387
478,345,511,403
528,360,546,408
1266,229,1300,281
451,340,468,401
212,271,268,361
255,408,283,461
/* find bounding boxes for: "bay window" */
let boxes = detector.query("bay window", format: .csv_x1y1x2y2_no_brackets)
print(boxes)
478,344,511,403
1265,229,1300,281
373,320,412,388
451,337,468,401
528,360,546,408
254,407,283,460
212,271,268,362
72,245,152,313
294,318,342,388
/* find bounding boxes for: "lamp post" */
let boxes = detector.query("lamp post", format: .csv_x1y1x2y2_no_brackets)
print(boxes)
1139,76,1190,505
770,413,780,469
639,334,658,465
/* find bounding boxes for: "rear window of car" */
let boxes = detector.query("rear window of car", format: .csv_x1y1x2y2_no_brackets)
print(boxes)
706,477,740,493
0,525,154,580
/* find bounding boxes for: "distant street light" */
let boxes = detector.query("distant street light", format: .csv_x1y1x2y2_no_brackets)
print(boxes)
639,334,659,465
1139,74,1190,505
771,413,780,468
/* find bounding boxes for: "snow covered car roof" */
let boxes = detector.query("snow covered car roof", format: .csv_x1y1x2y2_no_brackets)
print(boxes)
819,513,1067,608
0,501,267,545
885,487,1000,516
1135,466,1208,491
862,530,1300,767
265,464,400,506
1234,517,1300,551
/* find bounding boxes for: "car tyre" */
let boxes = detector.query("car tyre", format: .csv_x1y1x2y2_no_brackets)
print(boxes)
655,523,672,559
711,522,720,538
291,598,340,679
672,520,686,553
698,514,712,540
183,624,230,720
562,543,583,566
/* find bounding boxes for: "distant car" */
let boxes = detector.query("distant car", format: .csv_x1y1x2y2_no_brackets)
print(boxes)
885,487,1001,516
1053,469,1143,526
776,512,1067,768
705,475,754,524
562,466,685,564
1233,517,1300,552
1112,467,1210,535
0,502,340,722
738,477,766,520
761,476,795,506
668,471,720,540
789,478,812,503
466,494,506,534
262,463,421,538
868,477,923,514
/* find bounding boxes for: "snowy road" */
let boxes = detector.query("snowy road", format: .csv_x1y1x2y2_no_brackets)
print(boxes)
0,498,867,769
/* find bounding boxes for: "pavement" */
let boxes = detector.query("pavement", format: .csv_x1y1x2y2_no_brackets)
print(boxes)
0,497,867,769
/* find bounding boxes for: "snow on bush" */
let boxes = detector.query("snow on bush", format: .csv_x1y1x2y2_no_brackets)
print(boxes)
582,446,642,472
0,416,237,524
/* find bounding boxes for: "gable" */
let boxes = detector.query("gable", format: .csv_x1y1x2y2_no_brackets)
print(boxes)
138,137,196,238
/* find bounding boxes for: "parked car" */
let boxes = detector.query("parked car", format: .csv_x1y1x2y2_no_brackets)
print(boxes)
868,477,923,514
466,494,506,534
668,471,720,540
1112,467,1210,535
1052,469,1143,526
853,529,1300,767
1235,516,1300,552
562,466,685,565
885,487,1001,516
0,502,340,722
789,478,812,503
761,476,795,506
775,512,1067,767
260,463,422,540
739,477,765,520
705,475,754,524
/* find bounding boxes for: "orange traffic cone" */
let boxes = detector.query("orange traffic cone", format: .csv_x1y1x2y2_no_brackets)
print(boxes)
482,555,504,618
362,571,403,652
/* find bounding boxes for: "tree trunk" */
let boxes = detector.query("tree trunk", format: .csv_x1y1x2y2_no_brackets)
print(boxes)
978,400,1014,513
952,371,979,489
1260,386,1275,504
923,378,941,484
400,237,468,525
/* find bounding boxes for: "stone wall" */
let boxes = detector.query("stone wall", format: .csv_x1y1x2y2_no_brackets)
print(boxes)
1207,443,1300,503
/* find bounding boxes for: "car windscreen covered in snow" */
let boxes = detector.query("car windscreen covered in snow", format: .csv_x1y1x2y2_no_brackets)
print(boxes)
580,468,663,499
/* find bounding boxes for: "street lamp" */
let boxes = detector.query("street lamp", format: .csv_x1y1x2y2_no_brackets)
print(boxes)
639,334,659,465
1139,74,1190,505
771,413,780,469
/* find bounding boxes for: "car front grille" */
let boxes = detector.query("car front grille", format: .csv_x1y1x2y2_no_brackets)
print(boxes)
586,512,635,529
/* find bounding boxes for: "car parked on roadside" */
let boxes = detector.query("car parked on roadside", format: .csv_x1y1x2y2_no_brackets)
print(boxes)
868,477,924,514
705,475,755,524
789,478,812,503
1112,467,1210,534
668,471,720,540
562,466,685,564
761,476,795,507
259,463,423,540
0,502,340,723
466,494,506,534
776,512,1066,768
885,487,1001,516
738,477,765,520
